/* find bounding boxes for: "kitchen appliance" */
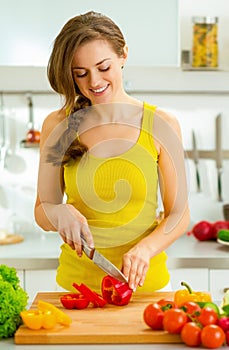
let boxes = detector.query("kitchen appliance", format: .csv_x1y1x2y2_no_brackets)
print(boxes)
81,235,128,283
15,291,181,344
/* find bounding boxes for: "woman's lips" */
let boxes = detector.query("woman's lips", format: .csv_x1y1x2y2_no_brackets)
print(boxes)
90,84,109,95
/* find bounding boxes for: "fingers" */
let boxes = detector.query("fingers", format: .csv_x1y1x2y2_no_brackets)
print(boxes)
81,223,94,248
59,221,94,257
122,252,149,291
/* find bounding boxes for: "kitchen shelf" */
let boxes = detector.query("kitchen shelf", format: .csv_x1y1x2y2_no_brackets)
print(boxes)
20,140,39,148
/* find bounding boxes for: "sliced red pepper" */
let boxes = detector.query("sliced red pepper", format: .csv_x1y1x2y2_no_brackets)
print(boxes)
73,283,107,308
60,293,89,309
101,275,133,306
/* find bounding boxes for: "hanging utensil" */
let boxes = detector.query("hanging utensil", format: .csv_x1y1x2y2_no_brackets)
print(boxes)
215,113,223,202
192,129,201,192
0,93,7,170
25,94,40,144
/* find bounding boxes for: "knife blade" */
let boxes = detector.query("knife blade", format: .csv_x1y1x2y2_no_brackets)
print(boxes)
80,235,128,283
216,113,223,202
192,130,201,192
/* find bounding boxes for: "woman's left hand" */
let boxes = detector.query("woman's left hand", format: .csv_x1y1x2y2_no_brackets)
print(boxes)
122,244,151,291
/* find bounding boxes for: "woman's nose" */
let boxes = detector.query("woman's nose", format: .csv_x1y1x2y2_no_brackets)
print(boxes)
89,71,101,88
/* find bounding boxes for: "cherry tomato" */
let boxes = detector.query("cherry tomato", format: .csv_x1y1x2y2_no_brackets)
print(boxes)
179,301,201,321
143,303,164,330
201,324,225,349
197,306,218,326
163,308,188,334
180,322,202,347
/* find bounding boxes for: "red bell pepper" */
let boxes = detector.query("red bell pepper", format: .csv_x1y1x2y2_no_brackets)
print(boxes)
60,293,89,309
101,275,133,306
73,283,107,308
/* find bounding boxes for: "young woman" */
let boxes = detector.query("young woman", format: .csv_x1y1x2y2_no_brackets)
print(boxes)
35,11,189,293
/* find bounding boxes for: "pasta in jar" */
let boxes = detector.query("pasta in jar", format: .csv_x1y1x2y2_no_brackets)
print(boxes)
192,16,218,68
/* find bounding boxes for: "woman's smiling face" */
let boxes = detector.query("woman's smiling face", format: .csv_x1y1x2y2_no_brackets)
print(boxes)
71,39,127,104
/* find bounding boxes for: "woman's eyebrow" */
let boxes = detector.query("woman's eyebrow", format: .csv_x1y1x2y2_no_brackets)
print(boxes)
72,58,111,70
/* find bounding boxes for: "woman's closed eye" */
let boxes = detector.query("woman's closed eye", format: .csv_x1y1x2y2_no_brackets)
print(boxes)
74,66,111,79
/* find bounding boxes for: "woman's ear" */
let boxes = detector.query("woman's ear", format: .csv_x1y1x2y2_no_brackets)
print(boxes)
121,45,128,67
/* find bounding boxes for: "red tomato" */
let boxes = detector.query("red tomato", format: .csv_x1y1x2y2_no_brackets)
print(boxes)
201,324,225,349
180,322,202,347
143,303,164,330
179,301,201,321
197,306,218,326
157,298,177,309
163,308,188,334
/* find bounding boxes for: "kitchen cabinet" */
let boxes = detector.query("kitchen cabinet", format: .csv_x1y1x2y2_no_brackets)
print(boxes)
16,269,24,289
25,269,57,304
209,269,229,302
169,268,209,291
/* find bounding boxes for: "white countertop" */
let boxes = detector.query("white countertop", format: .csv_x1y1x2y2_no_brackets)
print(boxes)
0,338,202,350
0,230,229,270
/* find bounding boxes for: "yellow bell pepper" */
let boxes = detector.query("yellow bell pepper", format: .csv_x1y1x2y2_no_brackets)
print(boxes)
174,281,212,307
20,309,57,330
38,300,72,326
20,300,72,330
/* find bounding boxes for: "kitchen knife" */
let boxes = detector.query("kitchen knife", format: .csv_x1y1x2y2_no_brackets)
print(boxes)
80,235,128,283
192,130,201,192
216,113,223,202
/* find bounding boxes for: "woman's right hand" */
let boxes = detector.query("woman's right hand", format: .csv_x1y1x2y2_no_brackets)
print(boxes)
54,203,94,256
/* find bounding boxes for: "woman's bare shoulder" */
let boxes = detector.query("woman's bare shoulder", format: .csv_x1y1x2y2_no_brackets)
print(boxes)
155,107,182,138
42,109,66,129
40,109,67,147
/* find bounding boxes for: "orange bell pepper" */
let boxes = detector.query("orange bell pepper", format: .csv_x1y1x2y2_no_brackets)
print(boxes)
174,281,212,307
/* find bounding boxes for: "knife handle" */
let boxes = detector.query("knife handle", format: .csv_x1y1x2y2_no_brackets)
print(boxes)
80,235,94,259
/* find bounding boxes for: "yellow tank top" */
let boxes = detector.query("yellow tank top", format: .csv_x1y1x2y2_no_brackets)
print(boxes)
56,102,170,293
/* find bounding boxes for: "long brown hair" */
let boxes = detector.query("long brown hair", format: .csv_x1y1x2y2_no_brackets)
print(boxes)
47,11,126,165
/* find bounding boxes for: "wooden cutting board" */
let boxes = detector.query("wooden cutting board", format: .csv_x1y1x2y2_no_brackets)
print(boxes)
14,291,182,344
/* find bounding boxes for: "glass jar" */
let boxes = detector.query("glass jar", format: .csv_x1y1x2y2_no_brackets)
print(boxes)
192,16,218,68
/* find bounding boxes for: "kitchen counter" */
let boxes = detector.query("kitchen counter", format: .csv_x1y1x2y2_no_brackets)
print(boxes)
0,339,203,350
0,230,229,270
1,233,229,350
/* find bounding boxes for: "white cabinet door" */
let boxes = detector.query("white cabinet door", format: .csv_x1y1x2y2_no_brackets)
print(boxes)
16,269,24,289
169,268,209,291
209,269,229,303
25,270,57,304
